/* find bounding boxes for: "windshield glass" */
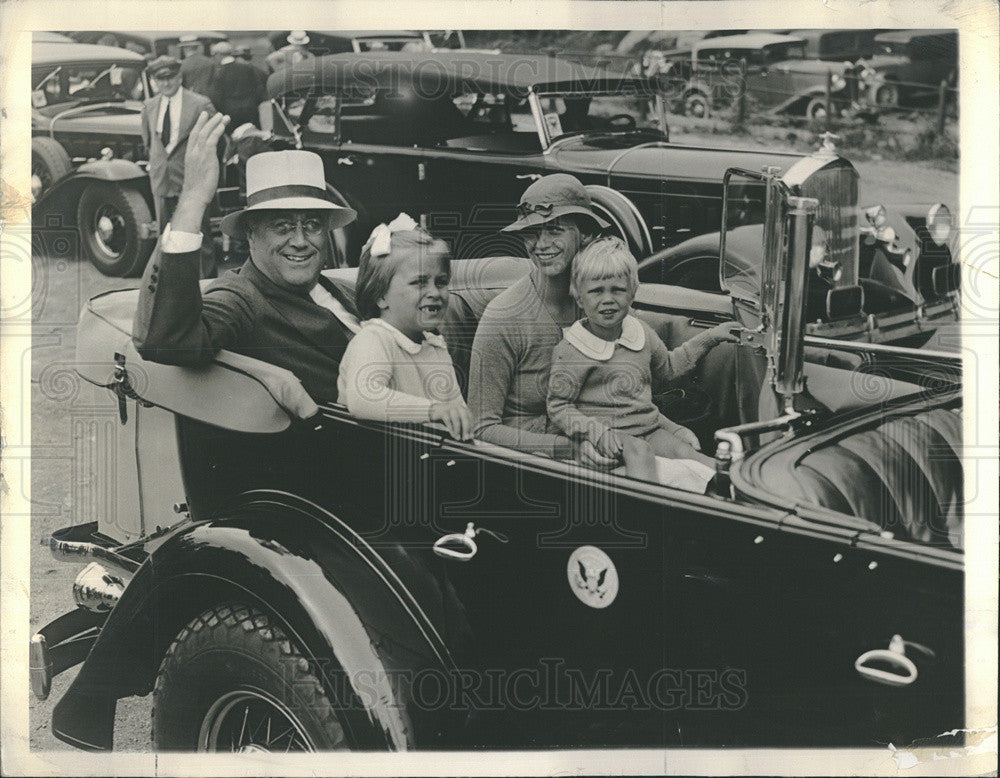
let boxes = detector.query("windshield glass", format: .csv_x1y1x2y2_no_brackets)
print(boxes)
532,93,666,137
32,62,145,107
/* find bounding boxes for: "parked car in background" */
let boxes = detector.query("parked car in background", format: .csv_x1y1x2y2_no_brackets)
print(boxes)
31,40,158,276
265,51,958,349
779,28,896,62
267,30,429,57
859,29,958,108
67,30,229,58
662,33,857,120
31,155,964,751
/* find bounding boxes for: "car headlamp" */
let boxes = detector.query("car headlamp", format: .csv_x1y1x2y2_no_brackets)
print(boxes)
808,224,841,282
864,205,888,229
926,203,952,246
831,74,846,91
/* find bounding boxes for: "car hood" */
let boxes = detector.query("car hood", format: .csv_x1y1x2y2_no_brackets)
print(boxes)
40,106,143,136
550,137,801,183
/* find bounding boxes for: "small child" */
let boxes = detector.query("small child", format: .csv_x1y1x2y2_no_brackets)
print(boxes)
338,214,472,440
547,236,737,488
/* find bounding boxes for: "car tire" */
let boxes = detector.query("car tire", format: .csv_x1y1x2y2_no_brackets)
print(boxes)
152,603,349,752
683,92,711,119
875,82,899,107
805,98,829,122
76,183,155,277
31,137,72,198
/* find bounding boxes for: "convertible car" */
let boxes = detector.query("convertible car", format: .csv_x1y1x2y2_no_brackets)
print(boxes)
31,153,963,752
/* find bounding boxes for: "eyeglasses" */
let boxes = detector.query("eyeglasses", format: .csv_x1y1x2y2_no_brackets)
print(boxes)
516,202,556,218
262,216,328,237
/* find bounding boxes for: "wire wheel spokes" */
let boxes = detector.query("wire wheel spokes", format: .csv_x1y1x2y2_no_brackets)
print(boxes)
198,689,315,753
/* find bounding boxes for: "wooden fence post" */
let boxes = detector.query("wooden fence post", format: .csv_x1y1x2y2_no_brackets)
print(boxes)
736,57,747,126
936,79,948,134
825,69,833,132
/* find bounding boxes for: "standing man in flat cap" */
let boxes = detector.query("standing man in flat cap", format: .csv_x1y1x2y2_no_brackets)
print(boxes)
141,55,218,277
133,112,361,401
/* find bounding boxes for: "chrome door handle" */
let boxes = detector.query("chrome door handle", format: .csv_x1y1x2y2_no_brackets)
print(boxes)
854,634,926,687
516,173,542,181
337,156,355,166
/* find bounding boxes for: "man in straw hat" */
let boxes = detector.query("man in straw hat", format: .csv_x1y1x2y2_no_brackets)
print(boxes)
133,112,361,401
141,55,217,277
266,30,314,73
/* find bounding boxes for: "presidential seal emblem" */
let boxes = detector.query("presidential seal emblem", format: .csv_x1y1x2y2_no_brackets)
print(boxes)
567,546,619,608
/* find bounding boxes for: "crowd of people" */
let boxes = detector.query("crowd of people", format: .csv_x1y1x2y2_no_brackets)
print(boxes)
133,112,740,495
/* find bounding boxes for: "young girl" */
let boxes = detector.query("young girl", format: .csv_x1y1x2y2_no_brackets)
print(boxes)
546,236,738,488
338,214,472,440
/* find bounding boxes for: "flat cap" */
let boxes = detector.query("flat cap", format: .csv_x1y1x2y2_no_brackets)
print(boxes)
146,55,181,78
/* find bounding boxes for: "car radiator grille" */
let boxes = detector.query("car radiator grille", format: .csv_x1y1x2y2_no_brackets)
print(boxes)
799,162,860,287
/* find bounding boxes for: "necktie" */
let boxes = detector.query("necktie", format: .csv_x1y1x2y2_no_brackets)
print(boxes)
161,100,172,147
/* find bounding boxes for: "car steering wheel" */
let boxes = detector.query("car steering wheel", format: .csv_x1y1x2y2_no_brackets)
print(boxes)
607,114,637,131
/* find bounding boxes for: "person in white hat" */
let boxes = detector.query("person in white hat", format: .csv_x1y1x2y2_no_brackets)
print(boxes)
266,30,315,73
133,112,360,401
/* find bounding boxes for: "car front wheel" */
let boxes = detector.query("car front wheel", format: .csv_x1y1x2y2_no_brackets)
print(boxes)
76,183,156,277
152,603,349,752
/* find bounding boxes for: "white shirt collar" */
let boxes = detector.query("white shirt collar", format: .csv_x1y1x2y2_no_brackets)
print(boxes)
308,283,360,333
363,317,447,355
562,315,645,361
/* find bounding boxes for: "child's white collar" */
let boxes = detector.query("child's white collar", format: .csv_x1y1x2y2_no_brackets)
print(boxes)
364,318,447,354
563,315,645,361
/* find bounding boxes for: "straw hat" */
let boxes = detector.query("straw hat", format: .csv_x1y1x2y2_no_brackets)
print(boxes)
220,150,357,237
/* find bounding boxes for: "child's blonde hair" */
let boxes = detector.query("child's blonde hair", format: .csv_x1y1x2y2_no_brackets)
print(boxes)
570,236,639,301
355,229,451,321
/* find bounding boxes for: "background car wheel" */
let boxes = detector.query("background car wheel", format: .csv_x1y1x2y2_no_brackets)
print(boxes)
805,98,829,122
31,137,72,199
76,183,155,277
875,82,900,107
152,603,349,752
683,92,710,119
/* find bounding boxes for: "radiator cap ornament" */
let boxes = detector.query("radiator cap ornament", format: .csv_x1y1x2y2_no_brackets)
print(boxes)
567,546,619,608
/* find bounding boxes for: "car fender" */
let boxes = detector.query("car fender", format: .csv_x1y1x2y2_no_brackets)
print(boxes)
33,165,153,219
51,501,464,751
638,223,761,292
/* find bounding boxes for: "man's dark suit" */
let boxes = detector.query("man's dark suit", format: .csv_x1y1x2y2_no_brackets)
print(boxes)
133,244,357,401
140,88,217,276
179,52,216,99
210,60,267,129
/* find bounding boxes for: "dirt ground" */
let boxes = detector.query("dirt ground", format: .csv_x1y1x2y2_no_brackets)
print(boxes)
25,152,958,754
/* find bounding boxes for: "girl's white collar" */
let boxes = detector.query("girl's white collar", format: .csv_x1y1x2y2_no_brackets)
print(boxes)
563,315,644,361
364,318,447,354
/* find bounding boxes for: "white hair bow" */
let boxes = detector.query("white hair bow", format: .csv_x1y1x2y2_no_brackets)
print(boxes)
365,213,419,258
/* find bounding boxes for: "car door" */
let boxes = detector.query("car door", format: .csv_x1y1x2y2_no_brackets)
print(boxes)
322,90,429,234
419,434,962,747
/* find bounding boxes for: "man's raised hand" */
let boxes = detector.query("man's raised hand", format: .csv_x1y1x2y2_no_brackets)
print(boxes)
171,113,229,235
180,112,230,206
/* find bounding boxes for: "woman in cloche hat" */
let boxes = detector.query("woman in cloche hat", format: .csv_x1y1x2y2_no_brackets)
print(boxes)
467,174,621,469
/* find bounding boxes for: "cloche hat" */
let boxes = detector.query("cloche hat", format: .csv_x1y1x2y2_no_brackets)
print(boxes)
220,150,357,237
501,173,610,233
